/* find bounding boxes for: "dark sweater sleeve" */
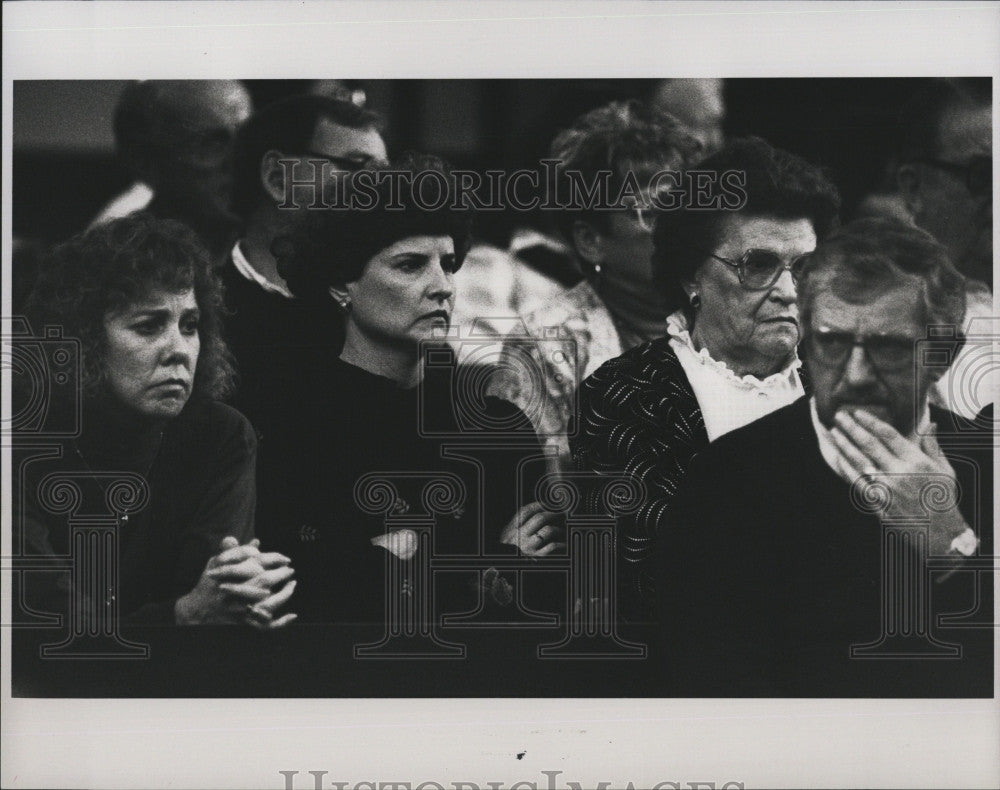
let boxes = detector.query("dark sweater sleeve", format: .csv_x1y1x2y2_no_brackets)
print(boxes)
125,404,258,624
481,395,548,555
655,446,783,695
16,494,79,623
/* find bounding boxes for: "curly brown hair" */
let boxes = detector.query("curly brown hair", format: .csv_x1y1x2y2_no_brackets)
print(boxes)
24,213,236,402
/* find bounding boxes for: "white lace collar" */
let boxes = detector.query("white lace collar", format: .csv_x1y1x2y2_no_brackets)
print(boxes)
665,309,802,389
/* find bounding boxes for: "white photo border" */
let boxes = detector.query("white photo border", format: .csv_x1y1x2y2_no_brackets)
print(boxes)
3,2,998,788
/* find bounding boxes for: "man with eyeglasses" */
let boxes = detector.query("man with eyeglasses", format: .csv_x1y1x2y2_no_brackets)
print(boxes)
896,78,993,420
653,218,992,696
220,94,387,440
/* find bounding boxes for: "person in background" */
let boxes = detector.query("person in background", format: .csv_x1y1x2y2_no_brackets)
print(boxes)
656,218,991,695
650,78,726,158
896,78,994,419
15,214,295,628
222,94,387,435
91,80,253,264
447,242,566,363
573,137,840,624
489,100,702,471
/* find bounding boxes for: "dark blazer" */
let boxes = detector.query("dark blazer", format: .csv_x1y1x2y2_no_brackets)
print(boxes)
655,397,993,696
219,250,344,441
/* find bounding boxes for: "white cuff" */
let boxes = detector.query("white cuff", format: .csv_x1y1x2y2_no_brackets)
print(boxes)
949,528,979,556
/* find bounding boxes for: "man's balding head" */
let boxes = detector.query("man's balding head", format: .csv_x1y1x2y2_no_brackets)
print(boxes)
114,80,253,232
651,78,725,158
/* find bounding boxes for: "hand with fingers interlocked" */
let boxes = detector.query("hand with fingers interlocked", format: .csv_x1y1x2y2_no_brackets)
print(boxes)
175,536,298,628
827,408,975,556
499,501,566,557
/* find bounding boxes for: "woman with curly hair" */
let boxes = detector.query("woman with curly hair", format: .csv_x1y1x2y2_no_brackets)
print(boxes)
16,213,295,628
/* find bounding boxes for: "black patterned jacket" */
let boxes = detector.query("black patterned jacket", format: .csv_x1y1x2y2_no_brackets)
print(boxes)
571,336,707,623
572,335,811,623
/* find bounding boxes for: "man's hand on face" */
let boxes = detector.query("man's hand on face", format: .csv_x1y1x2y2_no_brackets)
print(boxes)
828,408,971,555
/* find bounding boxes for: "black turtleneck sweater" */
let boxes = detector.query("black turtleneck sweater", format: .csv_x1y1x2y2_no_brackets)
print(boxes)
256,353,555,624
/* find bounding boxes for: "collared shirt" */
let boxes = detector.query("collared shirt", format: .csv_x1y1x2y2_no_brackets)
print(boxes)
231,241,294,299
666,310,805,442
808,397,978,555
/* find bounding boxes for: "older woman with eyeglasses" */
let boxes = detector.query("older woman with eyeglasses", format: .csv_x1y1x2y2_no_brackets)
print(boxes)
572,136,841,624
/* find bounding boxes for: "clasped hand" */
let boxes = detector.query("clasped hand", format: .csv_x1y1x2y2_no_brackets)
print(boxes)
499,501,566,556
176,537,298,629
829,409,970,555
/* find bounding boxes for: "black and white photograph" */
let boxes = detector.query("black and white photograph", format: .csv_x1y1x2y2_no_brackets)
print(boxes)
2,2,998,788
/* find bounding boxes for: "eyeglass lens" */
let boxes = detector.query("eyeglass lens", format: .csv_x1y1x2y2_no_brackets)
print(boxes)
738,250,811,289
811,332,915,372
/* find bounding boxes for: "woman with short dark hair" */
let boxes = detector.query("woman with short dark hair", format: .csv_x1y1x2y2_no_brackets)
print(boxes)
16,213,295,628
261,154,565,625
573,137,841,624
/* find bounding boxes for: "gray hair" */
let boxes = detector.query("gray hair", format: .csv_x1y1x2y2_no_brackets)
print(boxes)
797,217,966,335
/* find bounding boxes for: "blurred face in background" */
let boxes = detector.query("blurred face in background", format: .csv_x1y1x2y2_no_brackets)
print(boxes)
584,164,684,304
652,78,726,158
900,102,992,286
149,80,253,228
279,117,388,208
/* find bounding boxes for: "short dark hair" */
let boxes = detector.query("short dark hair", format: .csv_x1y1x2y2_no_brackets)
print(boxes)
231,94,384,220
548,99,702,256
896,78,992,163
277,153,474,302
797,217,966,334
653,136,841,322
24,213,235,401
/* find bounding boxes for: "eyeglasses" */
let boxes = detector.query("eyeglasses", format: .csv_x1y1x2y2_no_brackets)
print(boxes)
808,328,916,373
708,249,813,291
299,150,384,172
913,155,992,197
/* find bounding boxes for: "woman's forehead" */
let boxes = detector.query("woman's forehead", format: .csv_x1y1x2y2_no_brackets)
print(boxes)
378,235,454,257
715,214,817,253
111,287,198,316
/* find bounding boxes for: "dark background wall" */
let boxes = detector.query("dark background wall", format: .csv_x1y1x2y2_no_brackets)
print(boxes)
12,78,939,246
